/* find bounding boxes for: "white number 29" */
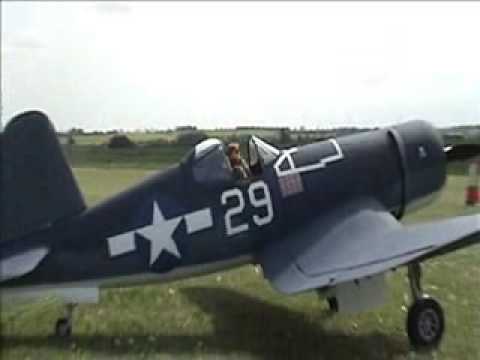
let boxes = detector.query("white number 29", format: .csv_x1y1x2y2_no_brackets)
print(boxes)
248,181,273,226
221,180,274,236
221,188,248,236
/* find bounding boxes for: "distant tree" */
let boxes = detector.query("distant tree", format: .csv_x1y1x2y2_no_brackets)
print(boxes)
108,134,136,149
68,127,84,135
176,125,197,132
176,130,208,145
279,127,291,144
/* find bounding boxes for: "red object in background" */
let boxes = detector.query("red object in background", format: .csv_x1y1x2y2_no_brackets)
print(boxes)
466,185,480,206
466,159,480,206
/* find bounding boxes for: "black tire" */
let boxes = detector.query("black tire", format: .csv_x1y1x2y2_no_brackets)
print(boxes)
407,297,444,349
55,318,72,338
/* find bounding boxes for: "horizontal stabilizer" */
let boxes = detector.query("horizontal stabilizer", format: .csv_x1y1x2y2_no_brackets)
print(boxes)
2,111,86,242
0,247,49,282
1,286,99,305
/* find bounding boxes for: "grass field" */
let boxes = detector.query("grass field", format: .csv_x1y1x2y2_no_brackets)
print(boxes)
63,144,191,170
1,168,479,360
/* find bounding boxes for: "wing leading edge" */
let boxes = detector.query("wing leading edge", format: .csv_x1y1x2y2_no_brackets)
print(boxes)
259,199,480,294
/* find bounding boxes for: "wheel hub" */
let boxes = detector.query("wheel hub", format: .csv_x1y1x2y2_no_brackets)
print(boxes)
417,308,440,341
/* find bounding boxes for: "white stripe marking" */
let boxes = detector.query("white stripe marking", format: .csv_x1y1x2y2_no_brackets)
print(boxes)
274,139,344,177
107,232,136,257
185,208,213,234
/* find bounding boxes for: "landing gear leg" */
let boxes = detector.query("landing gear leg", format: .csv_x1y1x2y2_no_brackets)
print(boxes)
327,296,339,313
406,263,444,349
408,262,423,300
54,303,76,338
316,289,339,313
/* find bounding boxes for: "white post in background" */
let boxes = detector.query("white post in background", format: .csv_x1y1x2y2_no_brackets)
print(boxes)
466,157,480,206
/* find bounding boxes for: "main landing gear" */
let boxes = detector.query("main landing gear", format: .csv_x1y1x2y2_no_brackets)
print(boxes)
406,263,445,349
327,296,339,313
54,303,76,338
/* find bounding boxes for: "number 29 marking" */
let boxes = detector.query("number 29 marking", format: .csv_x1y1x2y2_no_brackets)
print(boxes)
221,180,274,236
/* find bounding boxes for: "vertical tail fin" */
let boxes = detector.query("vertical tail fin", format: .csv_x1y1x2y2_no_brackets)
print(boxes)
1,110,86,242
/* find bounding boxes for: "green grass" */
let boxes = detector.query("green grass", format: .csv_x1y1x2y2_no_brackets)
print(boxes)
63,144,191,170
1,170,479,360
73,168,155,205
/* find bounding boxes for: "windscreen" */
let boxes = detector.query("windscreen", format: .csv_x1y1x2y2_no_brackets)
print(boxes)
192,139,232,185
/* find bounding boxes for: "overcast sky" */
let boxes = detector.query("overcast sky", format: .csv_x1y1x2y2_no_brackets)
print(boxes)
2,1,480,131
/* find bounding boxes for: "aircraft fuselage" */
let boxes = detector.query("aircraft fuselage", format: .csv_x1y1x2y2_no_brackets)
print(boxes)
0,120,446,295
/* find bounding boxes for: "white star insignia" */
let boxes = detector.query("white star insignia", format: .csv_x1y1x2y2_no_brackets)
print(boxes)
136,202,182,265
107,203,214,265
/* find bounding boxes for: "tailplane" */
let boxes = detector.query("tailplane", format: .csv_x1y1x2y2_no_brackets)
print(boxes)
1,110,86,242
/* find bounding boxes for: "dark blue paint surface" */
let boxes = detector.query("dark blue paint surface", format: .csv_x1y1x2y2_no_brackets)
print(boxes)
0,119,448,289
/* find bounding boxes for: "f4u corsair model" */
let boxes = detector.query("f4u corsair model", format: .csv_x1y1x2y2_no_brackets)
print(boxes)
1,111,480,348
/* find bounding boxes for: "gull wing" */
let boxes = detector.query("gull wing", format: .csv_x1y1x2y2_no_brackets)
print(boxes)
259,199,480,294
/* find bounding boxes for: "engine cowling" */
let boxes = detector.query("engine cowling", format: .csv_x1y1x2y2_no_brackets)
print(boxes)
388,120,447,217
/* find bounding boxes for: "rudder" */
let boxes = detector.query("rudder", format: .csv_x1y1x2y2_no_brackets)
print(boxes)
1,110,86,242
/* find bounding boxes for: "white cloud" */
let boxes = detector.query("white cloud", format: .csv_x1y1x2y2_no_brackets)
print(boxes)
93,2,131,15
2,2,480,131
5,35,45,51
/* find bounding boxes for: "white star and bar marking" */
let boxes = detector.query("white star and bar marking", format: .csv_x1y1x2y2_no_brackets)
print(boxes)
107,202,213,265
137,203,182,265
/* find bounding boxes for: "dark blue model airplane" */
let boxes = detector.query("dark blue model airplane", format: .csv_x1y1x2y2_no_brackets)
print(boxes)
1,111,479,349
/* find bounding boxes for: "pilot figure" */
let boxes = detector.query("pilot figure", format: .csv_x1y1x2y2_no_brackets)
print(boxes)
227,142,251,180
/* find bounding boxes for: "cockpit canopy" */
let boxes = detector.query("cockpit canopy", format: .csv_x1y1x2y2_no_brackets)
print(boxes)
188,137,280,186
248,135,280,168
190,138,232,185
